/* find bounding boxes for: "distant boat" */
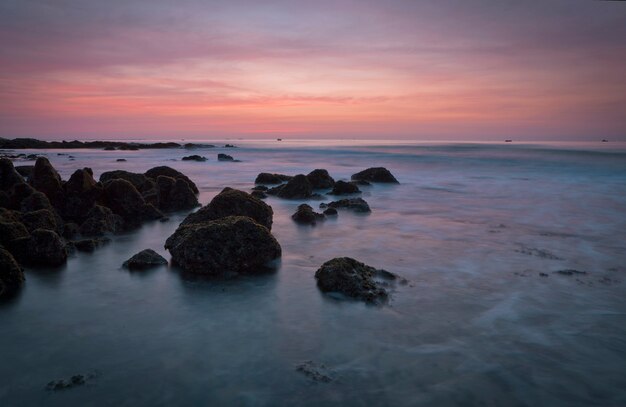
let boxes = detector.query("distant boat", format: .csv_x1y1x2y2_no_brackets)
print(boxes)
602,139,608,142
505,139,513,143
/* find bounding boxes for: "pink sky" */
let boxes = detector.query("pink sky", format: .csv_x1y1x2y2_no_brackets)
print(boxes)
1,0,625,141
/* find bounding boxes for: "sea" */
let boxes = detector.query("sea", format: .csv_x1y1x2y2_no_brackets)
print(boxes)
1,140,625,406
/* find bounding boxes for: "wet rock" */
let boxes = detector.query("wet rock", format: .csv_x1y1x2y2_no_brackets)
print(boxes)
0,221,29,246
72,238,110,253
19,190,53,213
351,167,399,183
116,158,127,162
315,257,398,304
165,216,281,275
155,175,199,211
224,144,235,148
218,153,236,161
182,155,207,162
102,179,163,224
181,187,273,230
100,170,154,194
270,174,312,199
251,190,267,199
14,165,34,179
0,246,24,298
19,209,57,232
145,166,199,194
79,205,123,237
554,269,587,276
103,146,116,151
29,157,65,208
351,179,371,186
251,185,268,191
62,222,80,239
306,169,335,189
296,361,333,383
320,198,371,213
292,204,325,225
323,207,338,216
328,180,361,195
254,173,293,184
63,168,102,221
123,249,168,270
0,158,25,191
25,229,67,266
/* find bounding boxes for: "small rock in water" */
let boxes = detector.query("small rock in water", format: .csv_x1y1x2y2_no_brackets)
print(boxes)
45,371,98,391
269,174,313,199
217,153,237,161
328,180,361,195
351,167,399,183
291,204,325,225
323,207,338,216
116,158,127,162
296,361,333,383
554,269,587,276
181,155,207,162
306,169,335,189
320,198,371,213
254,173,293,185
251,190,267,199
123,249,168,270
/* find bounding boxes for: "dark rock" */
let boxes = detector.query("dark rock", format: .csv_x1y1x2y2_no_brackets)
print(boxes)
328,180,361,195
292,204,324,225
102,179,163,224
19,209,57,232
116,159,127,162
315,257,398,304
555,269,588,276
100,170,153,193
323,207,338,216
182,155,207,162
251,190,267,199
0,158,25,191
0,246,24,297
165,216,281,275
29,157,65,208
25,229,67,266
46,374,91,391
63,222,80,239
63,168,102,221
296,361,333,383
123,249,168,270
103,146,116,151
181,187,273,230
254,173,292,184
321,198,371,213
14,165,34,179
0,221,29,246
154,175,199,211
79,205,123,237
144,166,199,194
18,190,52,213
251,185,268,191
224,144,235,148
273,174,312,199
351,179,371,186
351,167,399,183
218,153,235,161
306,169,335,189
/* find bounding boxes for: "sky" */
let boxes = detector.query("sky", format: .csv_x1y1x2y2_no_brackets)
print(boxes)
0,0,625,141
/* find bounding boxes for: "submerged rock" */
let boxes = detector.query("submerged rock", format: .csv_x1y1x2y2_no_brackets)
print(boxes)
123,249,168,270
306,169,335,189
351,167,399,183
323,207,338,216
181,187,273,230
255,173,292,184
0,246,24,298
321,198,371,213
218,153,236,161
182,155,207,162
291,204,325,225
165,216,281,275
328,180,361,195
315,257,398,304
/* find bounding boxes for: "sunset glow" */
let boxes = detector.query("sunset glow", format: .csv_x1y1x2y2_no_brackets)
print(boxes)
1,0,625,140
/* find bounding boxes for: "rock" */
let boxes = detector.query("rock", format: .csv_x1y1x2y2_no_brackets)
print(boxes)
145,166,199,194
72,238,109,252
122,249,168,270
154,175,199,211
328,180,361,195
270,174,312,199
0,221,29,246
25,229,67,266
306,169,335,189
314,257,398,304
181,187,273,230
321,198,371,213
116,159,127,162
46,374,91,391
19,190,53,213
0,158,25,191
19,209,57,232
62,222,80,239
323,207,338,216
29,157,65,208
218,153,235,161
102,179,163,224
292,204,325,225
251,190,267,199
100,170,154,193
14,165,34,179
79,205,123,237
251,185,268,191
351,179,371,186
224,144,235,148
103,146,116,151
296,361,333,383
63,168,102,221
0,246,24,297
254,173,293,184
182,155,207,162
165,216,281,275
351,167,399,183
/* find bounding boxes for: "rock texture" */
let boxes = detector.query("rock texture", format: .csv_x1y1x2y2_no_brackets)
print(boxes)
268,174,313,199
0,246,24,298
328,180,361,195
254,173,292,184
291,204,324,225
123,249,168,270
321,198,371,213
306,169,335,189
165,216,281,275
351,167,399,183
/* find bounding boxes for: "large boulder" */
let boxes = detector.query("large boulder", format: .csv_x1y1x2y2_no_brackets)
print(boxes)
102,179,163,224
145,166,199,194
123,249,168,270
0,246,24,297
306,169,335,189
328,180,360,195
100,170,154,193
269,174,313,199
181,187,273,230
14,165,34,179
79,205,123,237
29,157,65,208
165,216,281,275
321,198,371,213
315,257,398,304
291,204,324,225
19,209,57,233
19,189,53,212
63,168,102,221
25,229,67,266
0,158,25,191
351,167,399,183
254,173,292,184
0,221,29,247
154,175,199,212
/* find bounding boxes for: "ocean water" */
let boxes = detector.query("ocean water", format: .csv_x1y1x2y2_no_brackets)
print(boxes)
1,141,625,406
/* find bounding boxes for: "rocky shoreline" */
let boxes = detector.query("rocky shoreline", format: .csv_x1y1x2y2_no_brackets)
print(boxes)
0,137,231,150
